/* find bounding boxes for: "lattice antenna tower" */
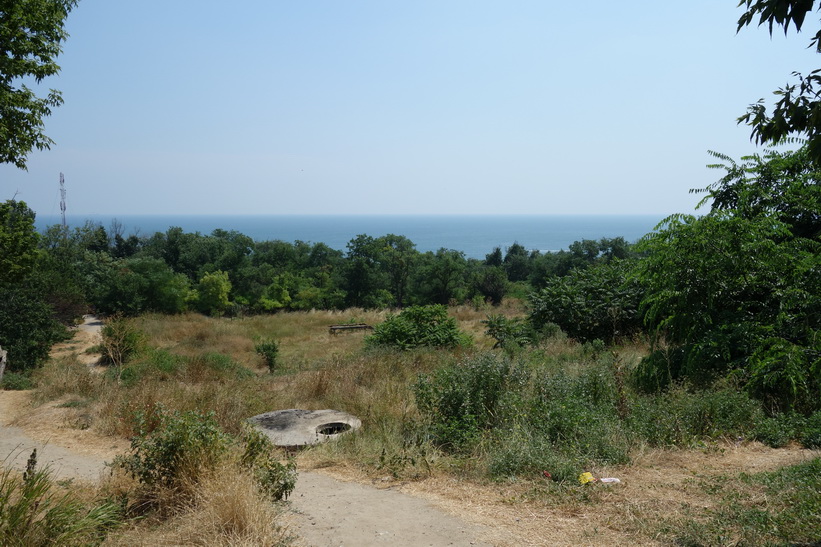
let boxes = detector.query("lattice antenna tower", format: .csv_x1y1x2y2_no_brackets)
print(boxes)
59,172,66,228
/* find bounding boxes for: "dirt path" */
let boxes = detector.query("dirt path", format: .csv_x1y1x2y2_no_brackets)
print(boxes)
0,315,116,481
287,471,492,547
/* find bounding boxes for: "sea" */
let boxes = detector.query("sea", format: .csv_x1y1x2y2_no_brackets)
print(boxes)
33,214,666,260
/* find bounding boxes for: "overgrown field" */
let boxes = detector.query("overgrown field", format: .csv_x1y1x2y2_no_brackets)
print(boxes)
20,304,820,545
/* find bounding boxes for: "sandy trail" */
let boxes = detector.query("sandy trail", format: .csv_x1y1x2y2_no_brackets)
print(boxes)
287,471,491,547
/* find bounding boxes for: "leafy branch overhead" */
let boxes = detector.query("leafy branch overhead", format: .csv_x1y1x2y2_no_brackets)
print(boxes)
0,0,79,169
736,0,821,161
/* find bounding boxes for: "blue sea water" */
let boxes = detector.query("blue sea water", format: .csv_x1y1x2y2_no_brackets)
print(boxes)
33,214,665,260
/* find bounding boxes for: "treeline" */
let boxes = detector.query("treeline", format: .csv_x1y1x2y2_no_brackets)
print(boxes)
34,223,634,316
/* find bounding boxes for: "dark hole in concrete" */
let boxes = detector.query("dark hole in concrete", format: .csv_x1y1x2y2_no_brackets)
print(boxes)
316,422,352,436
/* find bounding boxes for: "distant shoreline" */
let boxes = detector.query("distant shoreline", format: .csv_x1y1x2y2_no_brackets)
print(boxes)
34,213,665,260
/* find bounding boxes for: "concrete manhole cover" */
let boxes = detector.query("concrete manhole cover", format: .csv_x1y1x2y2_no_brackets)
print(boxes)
248,409,361,447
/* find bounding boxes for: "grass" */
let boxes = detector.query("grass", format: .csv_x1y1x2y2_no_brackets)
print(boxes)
24,300,821,546
655,458,821,546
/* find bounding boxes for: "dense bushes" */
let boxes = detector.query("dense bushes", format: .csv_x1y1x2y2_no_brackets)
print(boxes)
114,405,296,509
635,147,821,413
413,352,781,480
529,259,642,343
366,305,471,350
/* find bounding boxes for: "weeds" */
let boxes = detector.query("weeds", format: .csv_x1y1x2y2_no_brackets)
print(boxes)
254,338,280,373
0,450,122,546
661,458,821,546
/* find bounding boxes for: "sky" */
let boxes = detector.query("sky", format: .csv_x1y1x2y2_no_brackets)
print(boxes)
1,0,818,216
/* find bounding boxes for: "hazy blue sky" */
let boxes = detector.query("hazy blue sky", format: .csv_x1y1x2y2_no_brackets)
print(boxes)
1,1,817,216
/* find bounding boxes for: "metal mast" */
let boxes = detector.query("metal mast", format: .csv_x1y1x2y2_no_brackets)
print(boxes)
59,172,66,228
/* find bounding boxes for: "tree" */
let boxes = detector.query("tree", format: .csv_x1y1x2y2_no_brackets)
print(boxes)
413,248,468,305
736,0,821,162
0,0,79,169
635,147,821,411
0,200,38,283
194,270,232,317
474,266,508,306
0,284,65,372
503,242,530,282
376,234,416,308
529,259,642,343
343,234,391,309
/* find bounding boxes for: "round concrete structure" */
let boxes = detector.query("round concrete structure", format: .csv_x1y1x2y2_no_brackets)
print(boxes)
248,409,361,447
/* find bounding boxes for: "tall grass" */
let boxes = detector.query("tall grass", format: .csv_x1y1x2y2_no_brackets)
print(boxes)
0,450,122,546
30,305,820,546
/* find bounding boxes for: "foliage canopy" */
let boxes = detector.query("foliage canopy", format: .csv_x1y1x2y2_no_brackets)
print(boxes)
736,0,821,162
0,0,79,169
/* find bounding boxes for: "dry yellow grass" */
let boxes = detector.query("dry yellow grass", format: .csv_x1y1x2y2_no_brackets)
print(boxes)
101,464,290,547
23,304,819,546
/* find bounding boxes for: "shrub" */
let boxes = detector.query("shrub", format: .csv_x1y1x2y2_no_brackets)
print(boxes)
482,314,535,351
100,316,145,369
753,413,804,448
414,353,512,452
628,385,763,446
239,426,297,501
0,371,34,390
366,304,471,350
0,285,67,372
801,411,821,449
0,449,122,546
254,339,280,373
529,259,642,344
114,405,229,500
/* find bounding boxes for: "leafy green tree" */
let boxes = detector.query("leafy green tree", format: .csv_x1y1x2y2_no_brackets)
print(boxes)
412,248,468,305
636,147,821,411
736,0,821,162
636,213,818,394
194,270,232,317
0,285,65,372
484,246,503,267
255,273,297,312
529,259,642,343
0,0,79,169
699,146,821,238
376,234,417,307
474,266,508,306
343,234,391,308
503,242,530,282
0,200,38,283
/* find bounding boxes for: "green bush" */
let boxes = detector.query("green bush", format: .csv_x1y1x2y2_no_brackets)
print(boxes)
753,413,803,448
114,405,229,495
414,353,512,452
190,352,254,380
801,411,821,449
100,317,144,369
529,260,642,343
112,349,183,387
0,449,122,546
482,314,535,351
628,385,763,446
0,371,34,390
0,285,67,372
366,305,471,350
240,427,297,501
254,339,280,373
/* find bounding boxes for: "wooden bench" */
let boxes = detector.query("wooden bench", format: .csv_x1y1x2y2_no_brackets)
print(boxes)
329,323,374,335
